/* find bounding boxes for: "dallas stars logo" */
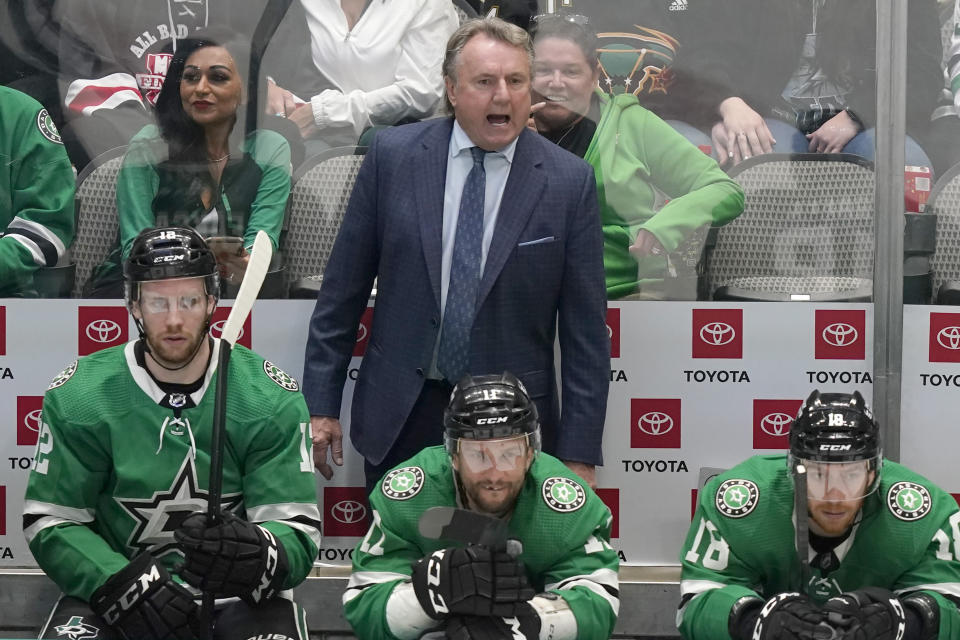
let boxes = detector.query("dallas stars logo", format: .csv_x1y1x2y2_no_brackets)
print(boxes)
887,481,932,521
54,615,99,640
716,479,759,518
263,360,299,391
542,477,586,513
48,361,78,390
382,466,424,500
117,456,241,559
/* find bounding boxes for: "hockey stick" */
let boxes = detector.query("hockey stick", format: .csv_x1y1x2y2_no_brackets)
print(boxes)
794,463,810,591
418,506,522,557
202,230,273,637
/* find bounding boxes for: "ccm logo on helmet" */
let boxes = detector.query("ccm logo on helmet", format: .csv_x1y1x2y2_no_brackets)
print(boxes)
476,416,509,425
819,444,852,451
153,255,184,263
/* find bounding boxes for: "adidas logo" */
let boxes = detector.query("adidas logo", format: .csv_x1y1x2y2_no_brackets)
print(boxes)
669,0,688,10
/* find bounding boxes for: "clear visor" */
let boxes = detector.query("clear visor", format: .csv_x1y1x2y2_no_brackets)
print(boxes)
795,457,881,501
138,292,210,315
453,434,532,473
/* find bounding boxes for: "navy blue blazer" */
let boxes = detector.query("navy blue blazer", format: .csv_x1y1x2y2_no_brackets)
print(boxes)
302,118,610,466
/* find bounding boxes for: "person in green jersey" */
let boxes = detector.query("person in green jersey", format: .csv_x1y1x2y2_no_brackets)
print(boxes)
343,372,620,640
0,85,75,297
679,391,960,640
23,227,321,640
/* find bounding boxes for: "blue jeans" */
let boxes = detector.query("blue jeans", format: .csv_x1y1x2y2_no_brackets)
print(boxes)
764,117,932,168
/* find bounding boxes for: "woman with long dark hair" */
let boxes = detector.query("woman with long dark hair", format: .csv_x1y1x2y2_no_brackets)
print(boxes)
86,28,290,297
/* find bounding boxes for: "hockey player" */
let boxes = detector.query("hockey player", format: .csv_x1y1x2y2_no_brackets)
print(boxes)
23,227,322,639
343,372,620,639
678,391,960,640
0,85,74,297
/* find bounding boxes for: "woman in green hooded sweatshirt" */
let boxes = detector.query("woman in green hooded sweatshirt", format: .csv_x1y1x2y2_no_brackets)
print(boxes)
530,15,744,300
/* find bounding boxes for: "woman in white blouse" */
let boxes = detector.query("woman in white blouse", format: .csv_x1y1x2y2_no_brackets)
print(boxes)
278,0,458,150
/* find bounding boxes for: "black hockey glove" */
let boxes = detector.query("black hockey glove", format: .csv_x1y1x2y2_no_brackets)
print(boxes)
445,603,541,640
751,593,834,640
411,545,534,619
90,552,203,640
174,511,288,603
823,587,907,640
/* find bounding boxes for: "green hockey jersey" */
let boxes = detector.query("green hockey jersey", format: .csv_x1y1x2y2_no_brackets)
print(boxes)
23,339,321,601
343,447,620,640
0,86,75,297
678,455,960,640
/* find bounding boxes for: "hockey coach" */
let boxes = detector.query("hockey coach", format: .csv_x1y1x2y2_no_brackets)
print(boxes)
678,390,960,640
23,227,322,639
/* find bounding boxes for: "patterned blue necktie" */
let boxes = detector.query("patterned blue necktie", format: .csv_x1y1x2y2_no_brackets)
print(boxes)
438,146,487,383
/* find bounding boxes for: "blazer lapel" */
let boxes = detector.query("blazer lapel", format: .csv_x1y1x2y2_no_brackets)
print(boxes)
415,118,454,309
477,130,546,308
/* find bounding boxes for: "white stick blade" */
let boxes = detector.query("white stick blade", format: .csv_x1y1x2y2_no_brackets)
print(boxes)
219,230,273,347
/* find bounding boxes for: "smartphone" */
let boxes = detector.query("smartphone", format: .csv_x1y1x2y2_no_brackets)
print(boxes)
206,236,244,258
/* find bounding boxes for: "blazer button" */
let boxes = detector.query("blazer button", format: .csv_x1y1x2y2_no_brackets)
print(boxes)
416,368,424,377
430,317,439,327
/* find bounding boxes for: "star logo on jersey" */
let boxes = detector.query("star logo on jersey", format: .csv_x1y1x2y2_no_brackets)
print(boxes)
887,482,932,521
542,477,586,513
381,466,424,500
48,361,78,390
54,615,99,640
263,360,299,391
716,479,759,518
117,456,241,559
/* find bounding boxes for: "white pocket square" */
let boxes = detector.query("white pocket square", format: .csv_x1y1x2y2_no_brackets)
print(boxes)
517,236,555,247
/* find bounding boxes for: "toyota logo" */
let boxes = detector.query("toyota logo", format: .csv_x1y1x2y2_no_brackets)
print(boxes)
637,411,674,436
331,500,367,524
211,320,244,341
759,412,793,437
356,323,368,343
85,319,122,343
937,326,960,350
699,322,735,346
24,409,42,433
822,322,858,347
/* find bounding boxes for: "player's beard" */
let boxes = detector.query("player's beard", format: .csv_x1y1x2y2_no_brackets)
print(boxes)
460,474,525,518
807,497,864,536
145,326,208,369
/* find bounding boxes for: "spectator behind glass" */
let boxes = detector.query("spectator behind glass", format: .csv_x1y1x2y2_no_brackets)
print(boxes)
0,86,75,298
280,0,459,153
530,16,744,300
0,1,63,132
54,0,311,171
678,0,942,169
470,0,712,148
84,30,291,298
917,0,960,176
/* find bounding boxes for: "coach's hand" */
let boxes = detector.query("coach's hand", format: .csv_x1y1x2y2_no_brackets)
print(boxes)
175,511,288,603
91,552,203,640
411,545,534,619
310,415,343,479
824,587,907,640
752,593,834,640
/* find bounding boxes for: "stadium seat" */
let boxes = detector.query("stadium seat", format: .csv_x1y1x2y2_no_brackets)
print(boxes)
928,161,960,303
285,146,367,298
72,146,126,298
705,153,875,302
